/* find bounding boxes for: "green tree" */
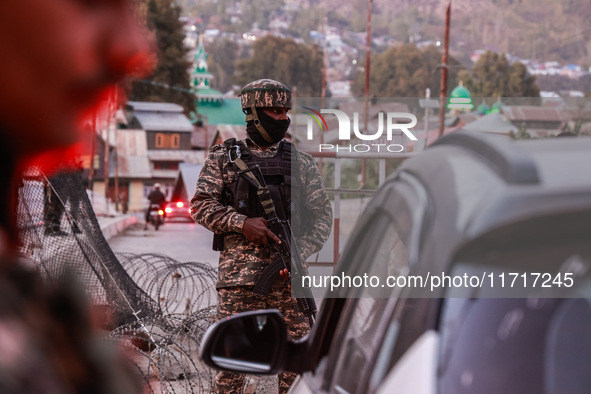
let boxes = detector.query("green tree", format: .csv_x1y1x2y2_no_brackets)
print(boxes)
507,62,540,97
129,0,195,113
351,44,464,97
390,18,410,43
460,51,540,98
207,39,239,93
352,44,425,97
234,36,323,96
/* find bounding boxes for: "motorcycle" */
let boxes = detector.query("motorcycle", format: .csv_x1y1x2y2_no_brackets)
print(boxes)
148,204,165,230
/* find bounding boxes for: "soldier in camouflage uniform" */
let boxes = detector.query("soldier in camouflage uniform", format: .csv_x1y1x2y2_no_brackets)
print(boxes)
191,79,332,394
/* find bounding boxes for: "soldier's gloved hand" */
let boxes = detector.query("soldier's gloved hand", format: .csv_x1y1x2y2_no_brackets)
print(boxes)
242,217,281,246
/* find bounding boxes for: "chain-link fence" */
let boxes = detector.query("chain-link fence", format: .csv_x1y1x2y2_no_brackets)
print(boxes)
18,171,161,325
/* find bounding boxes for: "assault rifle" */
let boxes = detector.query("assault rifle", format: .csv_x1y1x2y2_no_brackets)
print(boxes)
230,146,317,327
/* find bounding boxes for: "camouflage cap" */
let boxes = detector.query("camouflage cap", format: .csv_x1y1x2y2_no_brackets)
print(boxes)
240,79,293,109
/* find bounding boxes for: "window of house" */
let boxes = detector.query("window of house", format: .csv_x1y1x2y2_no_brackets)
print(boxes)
171,134,180,148
153,161,179,171
155,133,181,149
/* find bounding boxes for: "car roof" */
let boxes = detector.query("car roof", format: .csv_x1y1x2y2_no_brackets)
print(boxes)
399,132,591,249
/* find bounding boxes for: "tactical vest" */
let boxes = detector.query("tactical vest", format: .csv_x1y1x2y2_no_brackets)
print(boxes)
213,138,306,251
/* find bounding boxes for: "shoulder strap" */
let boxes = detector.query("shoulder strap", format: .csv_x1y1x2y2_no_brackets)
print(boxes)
223,138,238,149
278,140,297,160
221,139,262,188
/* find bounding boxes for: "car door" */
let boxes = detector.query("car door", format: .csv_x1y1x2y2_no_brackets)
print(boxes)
291,172,430,394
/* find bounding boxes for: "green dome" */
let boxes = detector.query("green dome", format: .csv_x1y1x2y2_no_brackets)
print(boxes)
448,83,473,110
450,85,471,99
490,102,503,113
477,103,490,114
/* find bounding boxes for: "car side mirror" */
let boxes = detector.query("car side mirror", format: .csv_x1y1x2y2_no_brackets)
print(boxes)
200,309,288,375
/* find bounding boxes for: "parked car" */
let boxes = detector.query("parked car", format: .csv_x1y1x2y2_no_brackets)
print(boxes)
200,131,591,394
164,201,193,222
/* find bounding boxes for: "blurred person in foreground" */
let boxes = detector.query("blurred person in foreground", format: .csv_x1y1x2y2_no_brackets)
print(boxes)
0,0,149,392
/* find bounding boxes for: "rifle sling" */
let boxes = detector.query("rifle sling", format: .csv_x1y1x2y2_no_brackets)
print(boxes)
233,157,276,216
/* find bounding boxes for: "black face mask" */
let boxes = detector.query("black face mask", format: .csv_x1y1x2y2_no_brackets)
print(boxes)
246,108,290,147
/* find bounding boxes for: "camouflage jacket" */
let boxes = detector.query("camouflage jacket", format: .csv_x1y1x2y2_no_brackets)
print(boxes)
190,138,333,288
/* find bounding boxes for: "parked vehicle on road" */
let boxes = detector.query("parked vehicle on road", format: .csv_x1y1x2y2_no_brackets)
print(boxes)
164,201,193,222
200,131,591,394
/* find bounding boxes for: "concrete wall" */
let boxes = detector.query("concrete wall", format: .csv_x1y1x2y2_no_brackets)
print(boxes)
93,181,105,197
129,180,145,212
89,183,113,216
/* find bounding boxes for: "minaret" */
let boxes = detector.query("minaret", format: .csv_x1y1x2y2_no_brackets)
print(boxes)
191,34,213,89
192,34,223,106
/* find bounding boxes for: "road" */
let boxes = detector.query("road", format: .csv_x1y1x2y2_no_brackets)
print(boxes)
108,216,337,286
108,218,220,266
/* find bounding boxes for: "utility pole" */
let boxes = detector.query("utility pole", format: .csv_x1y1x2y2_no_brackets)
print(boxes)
438,1,451,139
104,114,110,215
88,112,96,191
319,16,328,175
292,86,297,149
104,92,117,215
362,0,373,188
203,117,209,162
418,87,431,153
321,16,327,111
114,136,119,213
113,89,120,213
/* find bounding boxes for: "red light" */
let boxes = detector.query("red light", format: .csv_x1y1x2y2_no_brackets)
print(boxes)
158,210,164,215
176,202,184,208
187,209,191,214
165,207,172,213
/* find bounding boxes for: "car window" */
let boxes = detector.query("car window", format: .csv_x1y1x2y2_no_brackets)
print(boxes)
327,217,409,394
317,174,429,394
330,298,390,394
306,173,429,394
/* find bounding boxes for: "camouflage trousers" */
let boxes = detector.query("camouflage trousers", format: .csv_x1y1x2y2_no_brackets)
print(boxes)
214,286,310,394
